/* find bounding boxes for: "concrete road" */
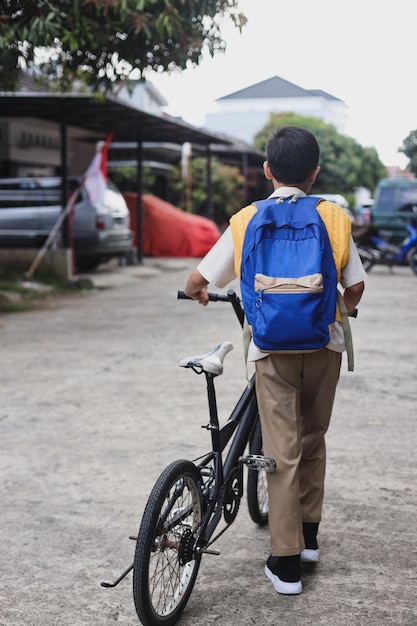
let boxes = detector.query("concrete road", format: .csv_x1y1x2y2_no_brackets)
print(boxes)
1,258,416,626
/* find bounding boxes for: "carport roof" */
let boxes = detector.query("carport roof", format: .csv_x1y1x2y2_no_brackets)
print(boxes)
0,92,232,146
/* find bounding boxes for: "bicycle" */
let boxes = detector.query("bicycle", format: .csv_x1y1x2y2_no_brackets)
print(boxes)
101,288,275,626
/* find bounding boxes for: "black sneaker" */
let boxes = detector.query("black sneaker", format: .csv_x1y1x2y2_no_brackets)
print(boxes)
302,522,319,550
301,522,319,562
265,555,302,595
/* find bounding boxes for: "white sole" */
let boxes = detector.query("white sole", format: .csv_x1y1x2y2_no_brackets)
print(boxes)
300,548,319,563
265,565,302,595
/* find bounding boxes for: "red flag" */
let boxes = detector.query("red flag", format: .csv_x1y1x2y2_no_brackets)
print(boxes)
84,134,113,207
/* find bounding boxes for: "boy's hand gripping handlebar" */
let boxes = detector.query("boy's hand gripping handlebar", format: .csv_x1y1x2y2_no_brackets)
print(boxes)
177,289,245,328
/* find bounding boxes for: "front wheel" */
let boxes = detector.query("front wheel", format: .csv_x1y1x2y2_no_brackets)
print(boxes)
133,460,203,626
247,419,269,526
407,246,417,275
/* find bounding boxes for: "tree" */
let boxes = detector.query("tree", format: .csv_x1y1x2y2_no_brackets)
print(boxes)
399,130,417,175
169,156,245,225
0,0,247,92
254,112,386,201
110,164,156,192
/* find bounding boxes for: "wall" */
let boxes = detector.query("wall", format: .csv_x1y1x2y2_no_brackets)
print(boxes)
205,95,347,144
0,248,74,280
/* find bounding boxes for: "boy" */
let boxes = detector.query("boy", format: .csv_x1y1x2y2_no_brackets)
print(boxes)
184,126,365,595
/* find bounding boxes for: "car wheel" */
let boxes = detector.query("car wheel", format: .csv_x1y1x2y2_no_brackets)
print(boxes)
76,257,100,272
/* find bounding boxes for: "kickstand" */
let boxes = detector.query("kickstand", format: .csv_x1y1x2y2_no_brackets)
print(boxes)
101,563,133,588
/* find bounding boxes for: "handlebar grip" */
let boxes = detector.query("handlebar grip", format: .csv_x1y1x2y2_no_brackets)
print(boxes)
177,290,192,300
177,290,230,302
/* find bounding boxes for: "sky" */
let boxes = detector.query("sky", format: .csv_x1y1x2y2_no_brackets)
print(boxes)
147,0,416,169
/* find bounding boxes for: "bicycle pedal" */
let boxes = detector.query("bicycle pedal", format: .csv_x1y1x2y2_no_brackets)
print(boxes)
197,547,221,556
239,454,276,472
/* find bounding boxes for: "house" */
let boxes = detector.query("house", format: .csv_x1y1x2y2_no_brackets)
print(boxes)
204,75,348,144
115,80,168,116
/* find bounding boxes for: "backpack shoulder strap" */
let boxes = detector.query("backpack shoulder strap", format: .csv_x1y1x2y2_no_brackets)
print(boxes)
253,195,328,226
337,291,354,372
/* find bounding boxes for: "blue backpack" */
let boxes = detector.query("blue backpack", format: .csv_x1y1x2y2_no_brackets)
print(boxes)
240,196,337,352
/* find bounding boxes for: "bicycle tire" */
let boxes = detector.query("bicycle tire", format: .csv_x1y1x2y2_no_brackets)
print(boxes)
133,460,203,626
358,247,375,272
247,418,269,526
407,246,417,275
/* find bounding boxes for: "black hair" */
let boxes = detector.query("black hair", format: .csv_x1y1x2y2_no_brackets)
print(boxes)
266,126,320,184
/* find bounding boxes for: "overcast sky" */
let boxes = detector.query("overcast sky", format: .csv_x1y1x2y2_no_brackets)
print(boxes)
148,0,416,169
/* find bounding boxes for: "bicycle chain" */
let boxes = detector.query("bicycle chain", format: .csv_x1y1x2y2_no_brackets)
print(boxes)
178,463,242,562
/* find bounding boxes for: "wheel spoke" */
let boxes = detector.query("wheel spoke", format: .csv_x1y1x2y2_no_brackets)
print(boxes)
133,461,203,625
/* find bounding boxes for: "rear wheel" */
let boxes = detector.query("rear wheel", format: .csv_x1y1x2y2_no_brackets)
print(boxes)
133,460,203,626
247,419,269,526
357,246,375,272
76,256,100,272
407,246,417,275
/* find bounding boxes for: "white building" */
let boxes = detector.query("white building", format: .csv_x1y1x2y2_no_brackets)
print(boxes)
204,75,348,144
115,80,168,115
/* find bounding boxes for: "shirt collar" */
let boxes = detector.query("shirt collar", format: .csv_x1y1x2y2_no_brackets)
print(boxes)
268,186,306,199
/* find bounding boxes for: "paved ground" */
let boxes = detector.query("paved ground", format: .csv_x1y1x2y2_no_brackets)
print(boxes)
1,258,417,626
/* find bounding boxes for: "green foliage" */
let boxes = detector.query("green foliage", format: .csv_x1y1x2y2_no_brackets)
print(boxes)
399,129,417,175
254,112,386,196
110,165,156,192
0,0,247,92
169,157,245,224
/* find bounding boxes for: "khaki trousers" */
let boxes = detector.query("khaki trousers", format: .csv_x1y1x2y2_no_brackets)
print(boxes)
255,349,342,557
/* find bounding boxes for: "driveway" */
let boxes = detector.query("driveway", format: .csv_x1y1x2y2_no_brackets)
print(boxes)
1,259,416,625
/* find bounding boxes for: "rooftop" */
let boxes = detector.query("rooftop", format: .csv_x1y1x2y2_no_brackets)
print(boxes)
218,75,342,102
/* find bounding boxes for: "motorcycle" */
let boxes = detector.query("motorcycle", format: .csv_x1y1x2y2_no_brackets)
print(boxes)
352,219,417,275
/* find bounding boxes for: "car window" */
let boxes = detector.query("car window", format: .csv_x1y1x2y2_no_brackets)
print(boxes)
374,183,417,213
0,189,61,208
397,188,417,212
0,178,83,209
375,187,396,212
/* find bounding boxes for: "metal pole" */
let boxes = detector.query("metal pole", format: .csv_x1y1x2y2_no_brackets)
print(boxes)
136,138,143,263
206,145,213,218
242,151,249,205
60,102,69,248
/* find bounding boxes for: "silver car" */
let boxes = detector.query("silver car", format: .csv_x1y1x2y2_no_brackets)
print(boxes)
0,176,133,270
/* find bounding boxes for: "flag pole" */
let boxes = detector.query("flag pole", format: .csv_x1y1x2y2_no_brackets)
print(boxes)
25,187,81,280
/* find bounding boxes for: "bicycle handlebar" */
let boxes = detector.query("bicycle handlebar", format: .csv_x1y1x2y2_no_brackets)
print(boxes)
178,290,357,326
177,289,245,328
177,290,230,303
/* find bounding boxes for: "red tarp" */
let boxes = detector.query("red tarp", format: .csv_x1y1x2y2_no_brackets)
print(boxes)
123,193,220,257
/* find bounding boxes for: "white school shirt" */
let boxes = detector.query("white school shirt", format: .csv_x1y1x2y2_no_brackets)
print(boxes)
197,187,367,361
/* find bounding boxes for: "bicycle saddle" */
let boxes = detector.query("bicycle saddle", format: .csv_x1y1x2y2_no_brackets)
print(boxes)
179,341,233,376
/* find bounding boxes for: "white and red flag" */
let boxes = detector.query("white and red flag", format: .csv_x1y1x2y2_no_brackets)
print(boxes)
83,133,113,207
25,134,114,278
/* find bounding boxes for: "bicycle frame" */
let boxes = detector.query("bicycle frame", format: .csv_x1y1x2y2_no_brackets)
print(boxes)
193,371,258,549
101,288,262,589
175,288,260,550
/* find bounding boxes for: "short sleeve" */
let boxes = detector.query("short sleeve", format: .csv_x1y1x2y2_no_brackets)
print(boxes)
197,227,237,288
340,237,367,288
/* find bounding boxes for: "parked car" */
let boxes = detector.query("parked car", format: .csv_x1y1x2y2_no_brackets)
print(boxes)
309,193,354,220
370,178,417,243
0,176,133,270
